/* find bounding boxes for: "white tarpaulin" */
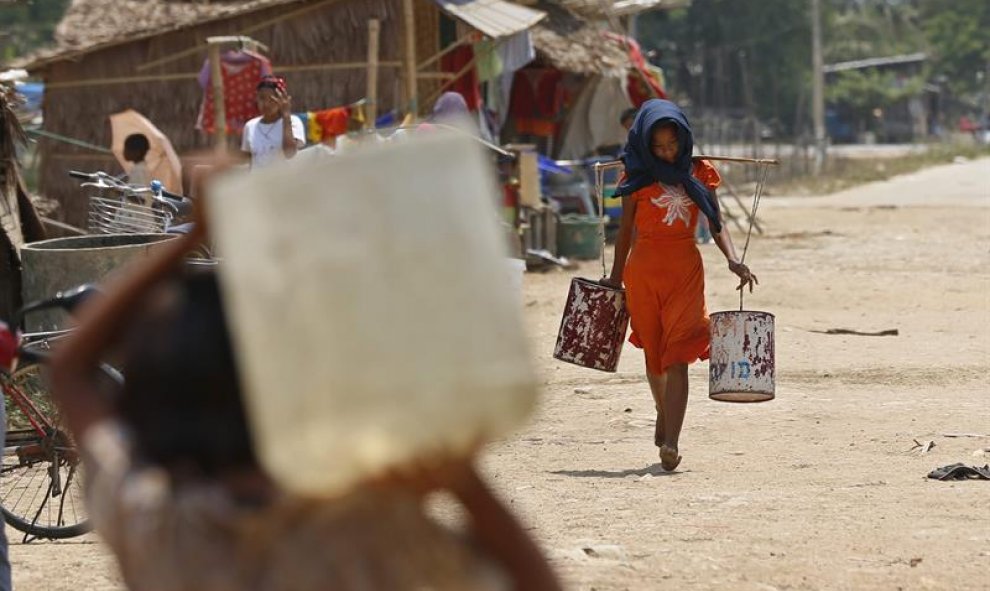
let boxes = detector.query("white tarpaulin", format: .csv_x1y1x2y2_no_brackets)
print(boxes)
558,75,633,159
433,0,546,38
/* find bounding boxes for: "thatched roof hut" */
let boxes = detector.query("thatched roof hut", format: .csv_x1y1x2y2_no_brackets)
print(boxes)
21,0,634,226
0,86,45,322
528,1,629,78
22,0,430,227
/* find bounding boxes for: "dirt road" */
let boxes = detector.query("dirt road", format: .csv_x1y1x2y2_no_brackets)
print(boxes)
10,158,989,590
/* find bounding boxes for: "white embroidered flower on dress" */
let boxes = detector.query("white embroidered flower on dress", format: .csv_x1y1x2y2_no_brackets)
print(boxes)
650,183,693,227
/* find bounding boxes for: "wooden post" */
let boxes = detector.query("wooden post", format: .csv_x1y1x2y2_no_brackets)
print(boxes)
402,0,418,119
366,19,380,130
811,0,826,175
208,41,227,152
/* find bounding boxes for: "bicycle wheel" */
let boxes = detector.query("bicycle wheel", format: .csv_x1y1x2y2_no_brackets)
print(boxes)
0,362,118,539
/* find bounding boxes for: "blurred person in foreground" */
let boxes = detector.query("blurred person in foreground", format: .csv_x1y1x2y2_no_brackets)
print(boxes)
49,182,561,591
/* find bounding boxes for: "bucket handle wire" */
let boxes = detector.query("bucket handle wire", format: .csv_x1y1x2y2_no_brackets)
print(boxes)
594,162,607,279
592,157,773,308
738,163,772,311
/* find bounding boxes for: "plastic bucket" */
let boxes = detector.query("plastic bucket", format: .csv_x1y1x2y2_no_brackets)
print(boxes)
557,215,602,260
709,310,775,403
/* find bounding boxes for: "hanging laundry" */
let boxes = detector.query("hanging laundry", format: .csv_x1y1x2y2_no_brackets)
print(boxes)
509,67,565,137
296,112,311,142
490,31,536,131
197,50,273,135
307,113,322,144
440,46,481,111
314,107,351,141
375,111,398,128
350,103,366,127
473,40,503,82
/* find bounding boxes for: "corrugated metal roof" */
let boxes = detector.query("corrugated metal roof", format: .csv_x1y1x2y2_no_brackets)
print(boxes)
563,0,689,18
434,0,546,38
824,52,927,74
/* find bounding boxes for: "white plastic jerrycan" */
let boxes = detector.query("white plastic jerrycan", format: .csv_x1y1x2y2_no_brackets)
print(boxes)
208,132,537,497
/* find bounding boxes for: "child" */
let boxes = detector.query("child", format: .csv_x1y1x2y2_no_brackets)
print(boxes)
601,99,757,471
50,196,561,591
241,76,305,169
123,133,151,188
620,107,638,132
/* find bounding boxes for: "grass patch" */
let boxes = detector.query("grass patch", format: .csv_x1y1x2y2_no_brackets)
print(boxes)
772,143,990,196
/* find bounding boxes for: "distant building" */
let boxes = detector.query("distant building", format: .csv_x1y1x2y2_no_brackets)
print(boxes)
824,52,931,143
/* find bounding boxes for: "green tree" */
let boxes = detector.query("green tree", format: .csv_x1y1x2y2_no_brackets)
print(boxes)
637,0,811,136
0,0,71,63
918,0,990,97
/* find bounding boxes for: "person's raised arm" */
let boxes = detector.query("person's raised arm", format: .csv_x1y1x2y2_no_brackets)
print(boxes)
276,89,298,160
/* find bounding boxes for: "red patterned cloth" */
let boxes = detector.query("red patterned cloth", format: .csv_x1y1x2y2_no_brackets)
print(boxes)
198,51,273,135
440,46,481,111
509,68,565,137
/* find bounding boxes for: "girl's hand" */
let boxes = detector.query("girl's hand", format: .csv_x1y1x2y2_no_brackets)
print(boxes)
729,261,758,293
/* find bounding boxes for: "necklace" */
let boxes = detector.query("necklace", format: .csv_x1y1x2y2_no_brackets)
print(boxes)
257,120,280,141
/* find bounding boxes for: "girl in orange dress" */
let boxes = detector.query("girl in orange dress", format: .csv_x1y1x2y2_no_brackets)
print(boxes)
601,100,757,471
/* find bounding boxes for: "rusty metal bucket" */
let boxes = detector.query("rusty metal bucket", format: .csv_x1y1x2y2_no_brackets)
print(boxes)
553,278,629,372
709,310,775,402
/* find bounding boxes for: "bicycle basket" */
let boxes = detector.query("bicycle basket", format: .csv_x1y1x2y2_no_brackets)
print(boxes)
88,195,173,234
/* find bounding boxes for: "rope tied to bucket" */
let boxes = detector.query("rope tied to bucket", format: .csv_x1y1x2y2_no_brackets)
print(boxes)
595,162,608,280
737,162,772,312
591,156,774,302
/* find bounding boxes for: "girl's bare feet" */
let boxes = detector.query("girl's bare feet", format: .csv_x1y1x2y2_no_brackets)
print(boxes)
659,445,681,472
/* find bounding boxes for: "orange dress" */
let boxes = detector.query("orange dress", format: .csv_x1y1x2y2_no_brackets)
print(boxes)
622,160,721,375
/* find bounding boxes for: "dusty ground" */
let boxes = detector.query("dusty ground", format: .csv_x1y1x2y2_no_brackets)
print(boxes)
9,158,989,590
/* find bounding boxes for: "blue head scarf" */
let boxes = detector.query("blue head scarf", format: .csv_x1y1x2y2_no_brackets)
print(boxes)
616,99,721,234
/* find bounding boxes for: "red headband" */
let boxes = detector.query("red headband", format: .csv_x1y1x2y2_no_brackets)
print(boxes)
258,75,287,94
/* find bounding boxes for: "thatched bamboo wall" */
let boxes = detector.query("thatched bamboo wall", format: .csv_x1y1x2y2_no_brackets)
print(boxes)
35,0,441,227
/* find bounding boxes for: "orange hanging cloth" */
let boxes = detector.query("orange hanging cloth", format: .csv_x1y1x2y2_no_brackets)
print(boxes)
313,107,351,141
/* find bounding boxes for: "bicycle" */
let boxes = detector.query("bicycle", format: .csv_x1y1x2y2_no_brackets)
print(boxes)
67,170,214,260
68,170,190,235
0,285,122,540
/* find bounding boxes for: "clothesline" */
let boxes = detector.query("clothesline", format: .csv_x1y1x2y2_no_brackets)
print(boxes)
26,128,113,154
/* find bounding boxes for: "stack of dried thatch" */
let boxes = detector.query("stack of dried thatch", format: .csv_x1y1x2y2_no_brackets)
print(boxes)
54,0,291,52
0,86,45,322
529,1,630,78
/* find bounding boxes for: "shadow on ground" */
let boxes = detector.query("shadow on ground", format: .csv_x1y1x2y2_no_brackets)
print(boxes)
550,464,679,478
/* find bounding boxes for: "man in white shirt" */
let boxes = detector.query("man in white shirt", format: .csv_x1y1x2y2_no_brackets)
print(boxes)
241,76,305,169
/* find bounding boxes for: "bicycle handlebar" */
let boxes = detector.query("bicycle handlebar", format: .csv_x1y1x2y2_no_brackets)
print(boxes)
13,284,103,332
68,169,191,205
